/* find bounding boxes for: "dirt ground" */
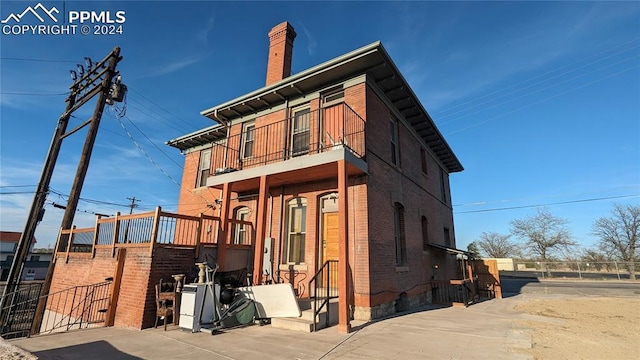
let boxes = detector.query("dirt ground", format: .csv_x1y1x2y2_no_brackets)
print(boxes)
515,297,640,359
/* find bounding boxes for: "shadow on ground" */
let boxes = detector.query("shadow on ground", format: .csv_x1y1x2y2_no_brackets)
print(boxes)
500,276,540,297
33,341,142,360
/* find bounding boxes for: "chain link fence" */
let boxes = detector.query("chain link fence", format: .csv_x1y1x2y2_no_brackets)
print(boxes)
506,261,639,280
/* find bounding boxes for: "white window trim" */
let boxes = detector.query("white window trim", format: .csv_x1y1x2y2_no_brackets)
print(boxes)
241,122,255,160
197,149,211,188
290,107,311,157
321,87,345,107
233,207,250,245
285,198,307,264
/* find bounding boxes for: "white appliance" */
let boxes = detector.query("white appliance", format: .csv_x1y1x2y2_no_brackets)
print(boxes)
179,283,219,332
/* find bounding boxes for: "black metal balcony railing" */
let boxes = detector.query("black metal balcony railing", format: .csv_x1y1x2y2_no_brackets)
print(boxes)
210,103,365,174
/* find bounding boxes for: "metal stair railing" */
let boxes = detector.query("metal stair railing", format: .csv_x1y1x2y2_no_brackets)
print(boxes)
0,283,43,339
0,279,112,339
40,279,112,334
308,260,338,332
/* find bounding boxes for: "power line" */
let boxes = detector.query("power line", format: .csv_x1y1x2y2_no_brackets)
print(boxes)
49,202,111,217
0,91,69,96
446,62,640,135
48,188,132,208
115,115,182,187
440,53,640,125
453,185,640,208
436,38,640,120
454,194,640,214
122,114,183,168
127,86,200,132
1,56,76,63
126,100,194,134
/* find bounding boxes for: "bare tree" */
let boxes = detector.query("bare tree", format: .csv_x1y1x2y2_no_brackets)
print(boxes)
475,232,519,258
581,248,613,272
510,208,576,276
592,204,639,280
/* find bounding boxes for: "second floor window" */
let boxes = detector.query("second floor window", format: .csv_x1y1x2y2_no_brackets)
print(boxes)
292,108,311,156
390,119,399,165
242,123,255,159
421,148,428,175
440,167,447,203
196,149,211,188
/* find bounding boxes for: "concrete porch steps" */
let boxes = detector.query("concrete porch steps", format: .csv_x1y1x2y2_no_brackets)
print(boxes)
270,298,338,332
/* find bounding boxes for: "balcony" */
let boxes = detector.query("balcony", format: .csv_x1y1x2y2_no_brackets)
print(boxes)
206,103,367,191
56,207,253,261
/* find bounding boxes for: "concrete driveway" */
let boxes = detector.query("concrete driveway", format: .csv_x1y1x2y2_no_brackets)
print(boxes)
5,295,538,360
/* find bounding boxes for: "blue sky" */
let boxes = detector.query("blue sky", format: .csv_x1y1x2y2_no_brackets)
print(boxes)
1,1,639,252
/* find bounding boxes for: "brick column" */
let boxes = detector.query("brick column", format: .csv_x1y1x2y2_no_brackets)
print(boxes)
217,182,232,270
253,175,269,285
337,160,351,333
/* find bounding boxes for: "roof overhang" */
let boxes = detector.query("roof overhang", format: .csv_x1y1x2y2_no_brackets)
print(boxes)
178,41,462,172
427,243,471,256
166,124,227,151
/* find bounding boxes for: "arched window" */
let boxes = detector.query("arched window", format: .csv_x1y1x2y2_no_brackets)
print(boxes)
232,207,250,245
284,197,307,264
394,203,407,265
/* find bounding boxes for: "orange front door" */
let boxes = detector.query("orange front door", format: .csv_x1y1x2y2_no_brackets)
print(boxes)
322,212,339,262
321,212,339,294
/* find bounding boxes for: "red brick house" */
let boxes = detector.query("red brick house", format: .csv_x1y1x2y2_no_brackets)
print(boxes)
45,21,471,335
167,21,465,332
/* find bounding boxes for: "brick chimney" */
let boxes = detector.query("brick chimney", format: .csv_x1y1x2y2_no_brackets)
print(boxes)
266,21,296,86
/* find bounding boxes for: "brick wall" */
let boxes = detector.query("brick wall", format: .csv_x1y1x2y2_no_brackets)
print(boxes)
177,150,217,217
144,247,197,328
50,245,198,330
359,84,459,319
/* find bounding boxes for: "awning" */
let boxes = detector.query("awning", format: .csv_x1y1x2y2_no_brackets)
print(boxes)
427,243,471,256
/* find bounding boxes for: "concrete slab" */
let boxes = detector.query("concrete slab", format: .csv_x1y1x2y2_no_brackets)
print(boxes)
7,295,538,360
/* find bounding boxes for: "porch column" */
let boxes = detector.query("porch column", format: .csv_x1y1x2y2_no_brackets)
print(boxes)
252,175,269,285
217,182,232,270
337,160,351,333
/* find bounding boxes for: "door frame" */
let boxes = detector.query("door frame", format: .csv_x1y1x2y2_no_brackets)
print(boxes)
318,192,339,270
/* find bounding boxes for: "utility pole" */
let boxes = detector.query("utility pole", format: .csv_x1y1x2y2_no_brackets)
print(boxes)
127,196,141,214
59,47,122,234
123,196,140,242
0,46,125,333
